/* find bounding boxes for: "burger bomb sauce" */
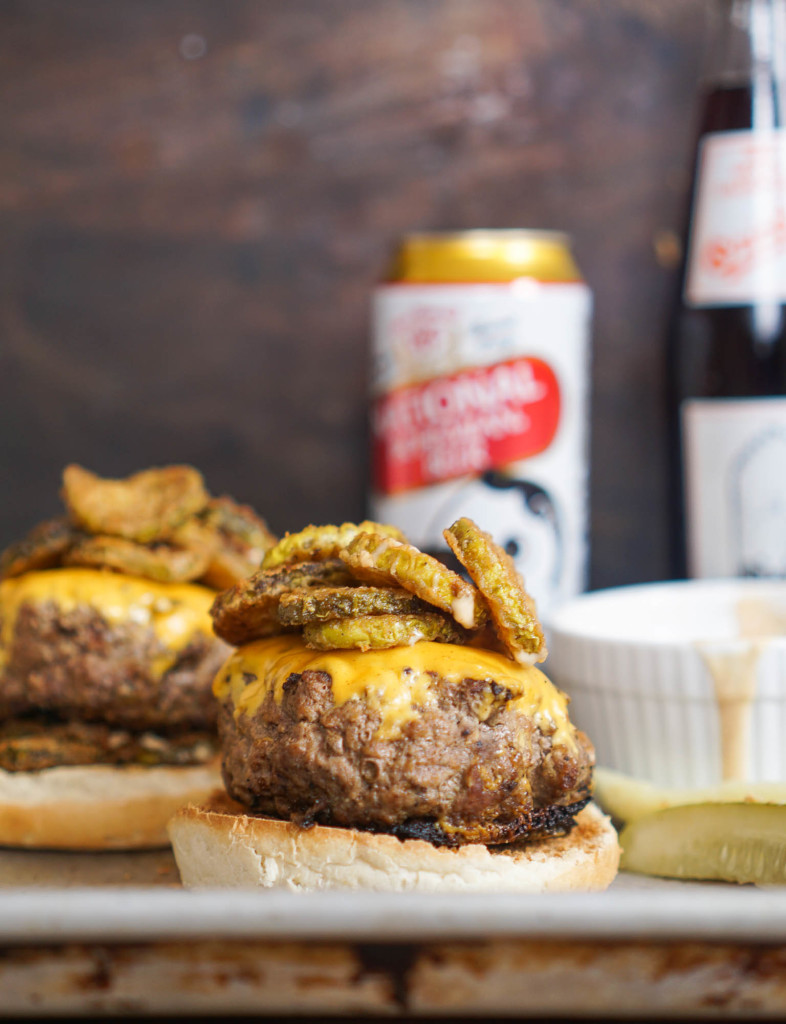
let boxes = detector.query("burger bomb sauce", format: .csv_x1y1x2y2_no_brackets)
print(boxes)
370,231,593,620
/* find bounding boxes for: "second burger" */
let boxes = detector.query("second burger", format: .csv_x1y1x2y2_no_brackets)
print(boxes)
0,464,275,850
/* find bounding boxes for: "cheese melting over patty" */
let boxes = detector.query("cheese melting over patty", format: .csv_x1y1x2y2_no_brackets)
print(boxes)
214,634,577,744
0,568,215,677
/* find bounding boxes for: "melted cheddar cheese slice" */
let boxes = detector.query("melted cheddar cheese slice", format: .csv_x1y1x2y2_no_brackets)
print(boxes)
215,634,576,745
0,568,216,677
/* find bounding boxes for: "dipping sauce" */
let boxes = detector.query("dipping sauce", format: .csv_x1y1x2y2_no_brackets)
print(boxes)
698,595,786,781
546,579,786,787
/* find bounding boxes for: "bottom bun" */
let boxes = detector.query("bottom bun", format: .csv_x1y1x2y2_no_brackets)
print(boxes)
0,761,223,850
169,794,620,892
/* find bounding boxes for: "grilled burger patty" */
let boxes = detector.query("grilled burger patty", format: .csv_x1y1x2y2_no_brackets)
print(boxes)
0,601,228,734
218,667,594,847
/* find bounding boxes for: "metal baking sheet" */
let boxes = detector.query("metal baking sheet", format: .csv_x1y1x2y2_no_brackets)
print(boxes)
0,851,784,944
2,852,786,1017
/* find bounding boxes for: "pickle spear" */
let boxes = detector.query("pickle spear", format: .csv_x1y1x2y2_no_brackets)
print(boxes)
620,803,786,884
594,766,786,824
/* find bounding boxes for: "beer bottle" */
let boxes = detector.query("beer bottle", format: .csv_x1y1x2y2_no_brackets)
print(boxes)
667,0,786,578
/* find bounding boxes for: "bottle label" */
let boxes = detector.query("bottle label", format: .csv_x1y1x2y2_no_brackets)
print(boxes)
685,129,786,307
683,396,786,576
370,281,592,621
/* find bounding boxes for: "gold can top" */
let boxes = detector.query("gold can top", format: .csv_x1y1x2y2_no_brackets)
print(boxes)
386,230,581,284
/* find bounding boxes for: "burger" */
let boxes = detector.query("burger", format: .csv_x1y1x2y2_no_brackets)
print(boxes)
0,464,275,849
169,519,620,892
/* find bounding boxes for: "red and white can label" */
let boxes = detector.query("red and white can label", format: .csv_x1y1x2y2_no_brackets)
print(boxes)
370,280,592,620
373,356,561,493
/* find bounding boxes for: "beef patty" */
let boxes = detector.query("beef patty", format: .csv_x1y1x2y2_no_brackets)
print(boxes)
0,601,229,731
218,668,594,846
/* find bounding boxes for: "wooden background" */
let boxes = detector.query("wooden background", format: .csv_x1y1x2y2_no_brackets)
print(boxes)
0,0,706,589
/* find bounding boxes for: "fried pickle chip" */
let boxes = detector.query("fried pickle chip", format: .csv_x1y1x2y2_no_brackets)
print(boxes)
172,494,276,588
65,535,210,584
171,508,265,591
0,518,80,580
443,517,547,664
210,560,355,646
261,521,406,570
278,585,428,626
62,464,209,544
0,718,216,771
169,517,220,561
303,612,467,652
339,532,487,630
197,497,276,590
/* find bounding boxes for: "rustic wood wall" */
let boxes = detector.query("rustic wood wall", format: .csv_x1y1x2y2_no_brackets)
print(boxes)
0,0,706,589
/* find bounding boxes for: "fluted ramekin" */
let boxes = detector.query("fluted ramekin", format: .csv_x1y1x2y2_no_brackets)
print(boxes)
545,580,786,788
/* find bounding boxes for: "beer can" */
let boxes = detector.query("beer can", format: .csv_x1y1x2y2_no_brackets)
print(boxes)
369,230,593,621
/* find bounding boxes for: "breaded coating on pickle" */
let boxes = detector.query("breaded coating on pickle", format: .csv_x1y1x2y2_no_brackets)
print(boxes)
443,517,547,664
210,560,355,646
169,518,219,561
175,497,276,589
278,585,428,626
262,521,405,570
0,518,81,580
65,535,210,584
339,532,487,630
303,612,467,651
62,464,209,544
0,718,216,772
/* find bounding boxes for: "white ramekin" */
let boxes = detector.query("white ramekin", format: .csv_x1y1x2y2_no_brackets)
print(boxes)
545,580,786,788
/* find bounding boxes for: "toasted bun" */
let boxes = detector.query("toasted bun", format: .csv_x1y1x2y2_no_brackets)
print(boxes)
0,761,222,850
168,794,620,892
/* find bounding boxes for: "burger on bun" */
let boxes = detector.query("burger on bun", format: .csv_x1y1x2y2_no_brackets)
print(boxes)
169,519,620,891
0,464,275,849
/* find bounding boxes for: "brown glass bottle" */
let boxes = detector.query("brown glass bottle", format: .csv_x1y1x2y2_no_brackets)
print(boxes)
667,0,786,579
